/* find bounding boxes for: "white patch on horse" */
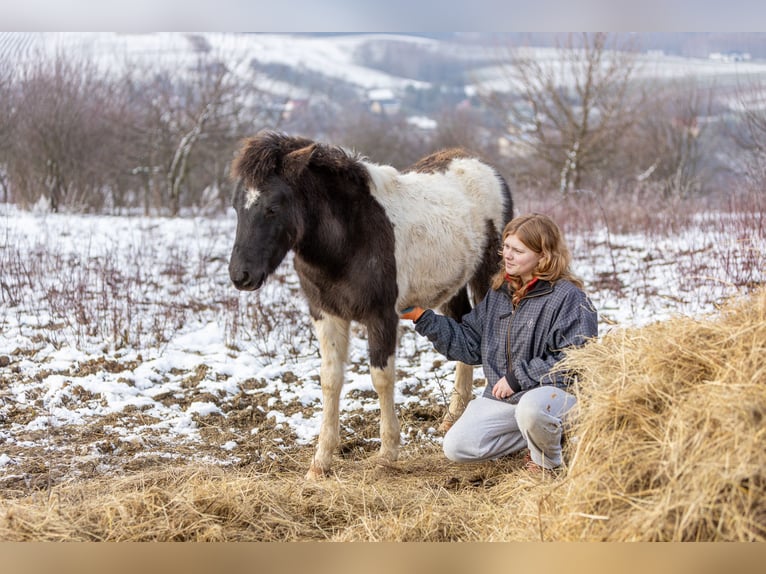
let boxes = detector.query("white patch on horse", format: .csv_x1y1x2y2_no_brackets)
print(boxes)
244,187,261,210
363,158,507,312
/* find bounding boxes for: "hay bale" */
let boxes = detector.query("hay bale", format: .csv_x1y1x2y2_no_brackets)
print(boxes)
551,287,766,541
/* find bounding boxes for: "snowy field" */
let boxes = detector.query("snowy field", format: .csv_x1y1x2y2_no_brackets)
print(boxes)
0,203,763,488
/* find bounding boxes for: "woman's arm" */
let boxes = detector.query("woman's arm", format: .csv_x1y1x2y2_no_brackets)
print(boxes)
410,294,490,366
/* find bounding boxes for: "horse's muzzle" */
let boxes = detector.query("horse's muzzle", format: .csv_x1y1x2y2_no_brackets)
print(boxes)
229,256,266,291
230,269,265,291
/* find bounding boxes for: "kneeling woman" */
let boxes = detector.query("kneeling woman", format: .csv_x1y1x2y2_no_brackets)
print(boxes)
401,213,598,470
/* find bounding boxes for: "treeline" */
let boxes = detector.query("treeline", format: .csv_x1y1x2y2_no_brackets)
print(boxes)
0,33,764,215
0,48,275,214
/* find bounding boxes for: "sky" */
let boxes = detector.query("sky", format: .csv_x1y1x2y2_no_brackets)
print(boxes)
1,1,765,32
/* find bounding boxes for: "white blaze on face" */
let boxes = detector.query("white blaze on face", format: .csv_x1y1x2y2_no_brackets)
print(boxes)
244,187,261,210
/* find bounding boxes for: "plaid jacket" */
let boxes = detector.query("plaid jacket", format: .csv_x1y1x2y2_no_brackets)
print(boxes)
414,279,598,403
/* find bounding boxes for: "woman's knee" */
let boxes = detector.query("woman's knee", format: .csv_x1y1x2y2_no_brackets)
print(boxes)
441,398,485,462
515,387,575,431
442,428,473,462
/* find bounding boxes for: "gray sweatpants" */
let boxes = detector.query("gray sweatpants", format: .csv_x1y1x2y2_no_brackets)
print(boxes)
442,386,577,469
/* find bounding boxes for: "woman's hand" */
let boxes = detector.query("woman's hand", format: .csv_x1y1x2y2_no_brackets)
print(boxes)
400,306,425,321
492,376,515,400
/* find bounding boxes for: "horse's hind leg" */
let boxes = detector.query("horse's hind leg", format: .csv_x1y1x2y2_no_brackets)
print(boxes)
437,221,505,432
440,288,475,432
442,363,475,432
307,312,350,480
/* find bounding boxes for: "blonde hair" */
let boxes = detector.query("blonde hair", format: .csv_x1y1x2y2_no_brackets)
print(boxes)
491,213,584,300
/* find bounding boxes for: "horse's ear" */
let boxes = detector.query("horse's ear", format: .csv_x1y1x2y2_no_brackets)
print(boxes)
231,134,280,183
283,144,317,180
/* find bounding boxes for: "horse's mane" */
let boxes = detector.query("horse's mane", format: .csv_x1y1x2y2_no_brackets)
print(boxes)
232,130,368,188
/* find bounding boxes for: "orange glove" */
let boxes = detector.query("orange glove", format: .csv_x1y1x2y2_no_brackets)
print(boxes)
400,306,425,322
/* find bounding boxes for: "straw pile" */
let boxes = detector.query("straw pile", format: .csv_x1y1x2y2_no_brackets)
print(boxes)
0,450,547,541
0,288,763,541
548,286,766,541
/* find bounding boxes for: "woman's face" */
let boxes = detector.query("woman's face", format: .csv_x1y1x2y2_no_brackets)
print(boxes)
503,234,542,283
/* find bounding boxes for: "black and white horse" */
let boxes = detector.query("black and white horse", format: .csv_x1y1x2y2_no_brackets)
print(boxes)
228,130,512,479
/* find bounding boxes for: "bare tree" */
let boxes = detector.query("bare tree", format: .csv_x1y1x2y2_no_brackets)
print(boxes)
10,52,129,212
121,47,295,216
625,79,715,198
121,54,245,215
732,79,766,193
331,108,433,170
484,33,644,193
430,105,492,156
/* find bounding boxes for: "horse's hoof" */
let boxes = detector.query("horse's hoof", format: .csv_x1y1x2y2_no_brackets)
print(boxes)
438,412,459,433
305,463,329,480
376,450,399,467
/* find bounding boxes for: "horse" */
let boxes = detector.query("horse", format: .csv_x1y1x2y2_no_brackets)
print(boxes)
228,130,513,479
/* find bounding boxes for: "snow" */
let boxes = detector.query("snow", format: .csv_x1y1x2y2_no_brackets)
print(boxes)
407,116,438,130
2,32,432,95
1,202,763,477
469,45,766,94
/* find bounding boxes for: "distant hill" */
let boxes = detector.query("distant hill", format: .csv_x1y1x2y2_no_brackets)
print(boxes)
2,32,766,116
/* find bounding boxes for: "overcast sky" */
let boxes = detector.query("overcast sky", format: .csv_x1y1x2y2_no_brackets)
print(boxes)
0,0,764,32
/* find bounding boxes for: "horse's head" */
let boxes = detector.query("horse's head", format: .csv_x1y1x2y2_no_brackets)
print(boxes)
228,131,315,291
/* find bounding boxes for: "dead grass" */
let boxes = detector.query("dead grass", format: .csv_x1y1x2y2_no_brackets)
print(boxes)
0,446,550,541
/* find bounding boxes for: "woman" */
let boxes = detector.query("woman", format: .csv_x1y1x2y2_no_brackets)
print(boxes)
401,213,597,470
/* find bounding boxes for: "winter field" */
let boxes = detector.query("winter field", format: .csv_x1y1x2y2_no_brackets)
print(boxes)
0,188,766,540
1,190,763,502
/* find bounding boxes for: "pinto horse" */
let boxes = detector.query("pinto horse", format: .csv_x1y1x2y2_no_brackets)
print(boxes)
228,130,513,479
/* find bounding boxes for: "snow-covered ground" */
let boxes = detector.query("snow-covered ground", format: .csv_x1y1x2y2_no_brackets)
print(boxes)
1,203,763,481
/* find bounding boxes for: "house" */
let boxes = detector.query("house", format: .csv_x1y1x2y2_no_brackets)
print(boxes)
367,88,401,116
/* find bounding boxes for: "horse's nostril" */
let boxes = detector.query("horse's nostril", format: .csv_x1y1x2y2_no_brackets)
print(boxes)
230,267,249,288
231,268,260,291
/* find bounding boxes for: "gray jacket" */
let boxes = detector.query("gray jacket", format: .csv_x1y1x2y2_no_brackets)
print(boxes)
414,279,598,403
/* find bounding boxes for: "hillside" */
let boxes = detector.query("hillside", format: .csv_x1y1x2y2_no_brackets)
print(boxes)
3,32,766,116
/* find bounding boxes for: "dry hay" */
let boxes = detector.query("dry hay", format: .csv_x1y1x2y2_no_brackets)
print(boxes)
0,288,763,541
0,446,550,541
548,286,766,541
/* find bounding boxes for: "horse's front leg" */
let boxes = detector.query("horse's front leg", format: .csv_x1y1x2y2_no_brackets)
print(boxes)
367,315,400,465
306,312,350,480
